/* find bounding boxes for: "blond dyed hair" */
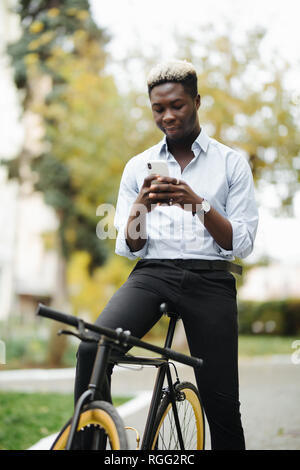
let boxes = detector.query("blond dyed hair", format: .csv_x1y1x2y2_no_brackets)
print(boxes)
147,60,198,97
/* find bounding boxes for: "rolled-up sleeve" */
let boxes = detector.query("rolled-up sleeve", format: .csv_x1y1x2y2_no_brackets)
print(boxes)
216,155,259,259
114,161,148,260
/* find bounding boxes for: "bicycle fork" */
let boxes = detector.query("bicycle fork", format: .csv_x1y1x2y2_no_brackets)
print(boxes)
165,366,185,450
65,337,113,450
141,362,185,450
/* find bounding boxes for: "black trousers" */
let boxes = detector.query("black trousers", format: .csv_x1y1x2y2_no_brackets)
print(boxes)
75,259,246,450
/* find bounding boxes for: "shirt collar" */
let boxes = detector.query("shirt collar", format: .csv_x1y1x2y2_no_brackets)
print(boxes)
158,127,210,159
194,128,210,153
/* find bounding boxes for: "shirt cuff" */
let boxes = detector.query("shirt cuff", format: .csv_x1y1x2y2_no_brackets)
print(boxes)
214,241,234,258
215,219,254,259
115,227,148,260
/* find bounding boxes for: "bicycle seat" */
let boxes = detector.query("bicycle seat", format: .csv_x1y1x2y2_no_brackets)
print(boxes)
160,302,181,319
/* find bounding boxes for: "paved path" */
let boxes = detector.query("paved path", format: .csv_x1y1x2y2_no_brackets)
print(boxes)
1,355,299,450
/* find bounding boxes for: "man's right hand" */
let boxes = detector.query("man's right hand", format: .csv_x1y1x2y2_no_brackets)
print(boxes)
134,174,164,212
125,174,164,252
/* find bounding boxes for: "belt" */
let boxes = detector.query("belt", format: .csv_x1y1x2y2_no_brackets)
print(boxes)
160,259,243,275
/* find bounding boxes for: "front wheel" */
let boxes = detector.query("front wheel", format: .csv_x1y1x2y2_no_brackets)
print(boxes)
150,381,205,450
51,400,128,450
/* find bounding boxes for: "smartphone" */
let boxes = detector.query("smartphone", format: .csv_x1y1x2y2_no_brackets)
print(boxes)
147,160,169,177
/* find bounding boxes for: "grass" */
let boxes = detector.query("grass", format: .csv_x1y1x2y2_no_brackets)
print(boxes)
0,391,130,451
238,335,296,357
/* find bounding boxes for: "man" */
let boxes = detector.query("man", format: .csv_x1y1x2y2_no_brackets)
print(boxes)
75,60,258,450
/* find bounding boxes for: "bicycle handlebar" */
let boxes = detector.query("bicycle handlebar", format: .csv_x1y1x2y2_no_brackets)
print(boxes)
37,304,79,328
36,303,203,369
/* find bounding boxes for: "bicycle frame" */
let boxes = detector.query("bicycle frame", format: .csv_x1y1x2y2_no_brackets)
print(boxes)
66,314,183,450
36,303,203,450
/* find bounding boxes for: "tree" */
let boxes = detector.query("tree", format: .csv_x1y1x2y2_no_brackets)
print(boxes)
4,0,136,365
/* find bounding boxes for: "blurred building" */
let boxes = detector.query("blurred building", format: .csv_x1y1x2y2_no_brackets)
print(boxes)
0,172,58,321
0,171,18,321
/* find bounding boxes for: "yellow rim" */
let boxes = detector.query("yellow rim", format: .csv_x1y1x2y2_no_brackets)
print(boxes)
53,408,121,450
151,387,204,450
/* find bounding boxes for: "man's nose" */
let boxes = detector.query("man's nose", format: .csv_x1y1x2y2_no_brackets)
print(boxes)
162,108,176,124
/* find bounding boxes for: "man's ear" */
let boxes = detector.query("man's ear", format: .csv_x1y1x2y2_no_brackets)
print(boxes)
196,94,201,110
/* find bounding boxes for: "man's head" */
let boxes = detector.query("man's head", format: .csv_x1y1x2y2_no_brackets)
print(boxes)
147,60,201,142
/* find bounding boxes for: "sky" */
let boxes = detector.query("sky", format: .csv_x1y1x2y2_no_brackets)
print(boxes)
90,0,300,58
0,0,300,265
90,0,300,93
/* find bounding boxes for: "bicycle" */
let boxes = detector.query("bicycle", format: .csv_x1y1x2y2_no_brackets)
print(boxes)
36,302,205,450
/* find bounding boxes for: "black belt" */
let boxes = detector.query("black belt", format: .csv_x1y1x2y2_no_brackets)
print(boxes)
160,259,243,275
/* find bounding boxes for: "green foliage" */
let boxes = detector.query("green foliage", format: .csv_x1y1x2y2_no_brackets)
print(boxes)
7,0,106,89
238,298,300,335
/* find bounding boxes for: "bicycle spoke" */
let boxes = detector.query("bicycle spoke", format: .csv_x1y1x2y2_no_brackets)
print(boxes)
155,393,199,450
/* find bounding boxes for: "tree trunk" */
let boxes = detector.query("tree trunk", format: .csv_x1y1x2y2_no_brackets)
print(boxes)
46,242,69,368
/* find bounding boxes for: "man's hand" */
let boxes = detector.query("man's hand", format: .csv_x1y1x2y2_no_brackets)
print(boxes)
134,174,167,212
148,176,203,212
148,175,233,250
126,175,233,252
125,174,162,253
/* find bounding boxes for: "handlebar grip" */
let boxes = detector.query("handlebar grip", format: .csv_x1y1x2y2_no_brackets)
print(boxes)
165,347,203,369
36,303,79,328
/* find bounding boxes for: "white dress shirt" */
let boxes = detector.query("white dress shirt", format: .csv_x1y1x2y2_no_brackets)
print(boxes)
114,128,258,261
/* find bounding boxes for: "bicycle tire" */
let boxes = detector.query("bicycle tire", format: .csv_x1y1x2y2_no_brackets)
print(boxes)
51,400,128,450
150,381,205,450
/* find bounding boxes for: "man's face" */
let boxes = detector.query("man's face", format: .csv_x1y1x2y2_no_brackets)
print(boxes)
150,82,200,142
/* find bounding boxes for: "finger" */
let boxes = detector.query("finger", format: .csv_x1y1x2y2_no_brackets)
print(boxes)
143,174,160,186
149,192,169,201
149,183,181,193
149,191,178,200
149,183,172,192
151,184,184,195
156,176,182,185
